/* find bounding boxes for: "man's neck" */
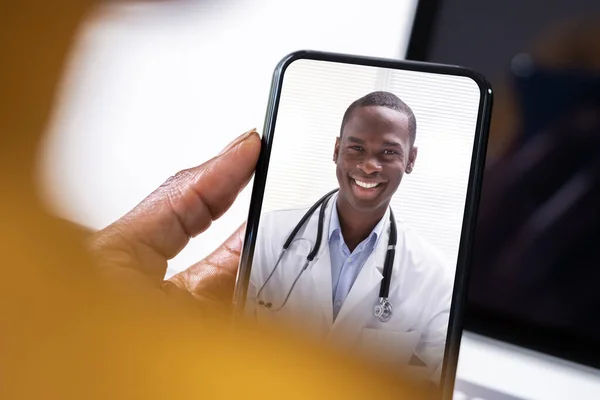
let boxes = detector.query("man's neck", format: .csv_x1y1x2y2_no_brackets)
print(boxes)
335,198,387,253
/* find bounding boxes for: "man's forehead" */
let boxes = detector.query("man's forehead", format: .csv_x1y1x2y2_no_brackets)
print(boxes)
342,106,410,142
345,134,402,145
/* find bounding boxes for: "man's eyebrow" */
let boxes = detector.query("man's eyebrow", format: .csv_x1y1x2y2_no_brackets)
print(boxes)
346,136,365,144
383,141,401,147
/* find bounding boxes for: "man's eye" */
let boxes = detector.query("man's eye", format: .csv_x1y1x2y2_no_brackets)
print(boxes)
383,149,398,155
350,146,363,151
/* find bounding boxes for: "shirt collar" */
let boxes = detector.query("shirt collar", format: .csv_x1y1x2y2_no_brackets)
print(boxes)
328,202,387,245
328,203,342,240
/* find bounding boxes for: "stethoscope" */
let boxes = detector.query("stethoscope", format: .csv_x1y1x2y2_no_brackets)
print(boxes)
256,188,398,323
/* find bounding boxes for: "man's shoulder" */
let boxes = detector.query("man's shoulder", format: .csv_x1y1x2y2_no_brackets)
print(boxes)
259,206,310,228
395,221,450,273
254,207,311,252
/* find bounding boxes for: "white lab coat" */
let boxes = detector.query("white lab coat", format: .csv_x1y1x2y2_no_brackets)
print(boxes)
246,194,453,382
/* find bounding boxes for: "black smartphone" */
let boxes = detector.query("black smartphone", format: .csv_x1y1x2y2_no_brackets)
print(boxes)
232,50,492,398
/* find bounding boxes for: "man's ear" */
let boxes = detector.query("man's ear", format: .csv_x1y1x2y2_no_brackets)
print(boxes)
406,146,418,174
333,137,341,163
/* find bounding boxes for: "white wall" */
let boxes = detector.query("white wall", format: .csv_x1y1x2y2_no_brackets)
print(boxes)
264,59,481,268
39,0,418,277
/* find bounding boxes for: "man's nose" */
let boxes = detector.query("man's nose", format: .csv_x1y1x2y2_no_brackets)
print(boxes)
358,156,382,175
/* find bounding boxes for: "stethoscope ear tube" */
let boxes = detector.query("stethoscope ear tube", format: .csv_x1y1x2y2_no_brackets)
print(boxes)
255,250,286,304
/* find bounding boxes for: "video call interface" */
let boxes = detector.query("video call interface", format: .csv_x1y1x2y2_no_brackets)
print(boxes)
243,59,483,383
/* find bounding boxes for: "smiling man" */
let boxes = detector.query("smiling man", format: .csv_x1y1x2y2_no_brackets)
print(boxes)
333,91,417,255
248,91,453,382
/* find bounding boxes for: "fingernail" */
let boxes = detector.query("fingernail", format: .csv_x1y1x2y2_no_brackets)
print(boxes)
218,128,257,156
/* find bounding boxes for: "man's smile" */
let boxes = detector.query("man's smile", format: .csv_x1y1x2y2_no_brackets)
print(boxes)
348,177,387,200
352,178,383,189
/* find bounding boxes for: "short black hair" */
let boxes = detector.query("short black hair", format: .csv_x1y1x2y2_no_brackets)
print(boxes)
340,91,417,145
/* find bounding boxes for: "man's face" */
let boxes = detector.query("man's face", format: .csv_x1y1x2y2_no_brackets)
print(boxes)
333,105,418,215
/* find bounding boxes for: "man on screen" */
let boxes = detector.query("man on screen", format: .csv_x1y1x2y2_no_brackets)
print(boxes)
247,91,453,382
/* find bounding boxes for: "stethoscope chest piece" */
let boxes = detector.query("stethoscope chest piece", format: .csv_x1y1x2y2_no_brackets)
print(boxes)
373,298,393,322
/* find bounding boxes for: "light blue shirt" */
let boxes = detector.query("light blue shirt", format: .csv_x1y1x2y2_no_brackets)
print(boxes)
329,204,385,320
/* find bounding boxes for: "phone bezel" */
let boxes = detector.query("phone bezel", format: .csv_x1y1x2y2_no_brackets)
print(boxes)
232,50,493,399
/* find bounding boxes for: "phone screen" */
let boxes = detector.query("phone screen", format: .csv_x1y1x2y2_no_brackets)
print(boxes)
235,51,491,392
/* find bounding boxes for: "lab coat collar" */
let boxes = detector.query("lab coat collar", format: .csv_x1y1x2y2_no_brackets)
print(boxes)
307,192,338,327
370,206,392,275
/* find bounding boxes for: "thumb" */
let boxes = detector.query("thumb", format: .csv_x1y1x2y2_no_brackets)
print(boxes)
91,129,260,280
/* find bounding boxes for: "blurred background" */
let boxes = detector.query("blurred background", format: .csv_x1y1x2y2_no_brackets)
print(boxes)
37,0,417,278
37,0,600,399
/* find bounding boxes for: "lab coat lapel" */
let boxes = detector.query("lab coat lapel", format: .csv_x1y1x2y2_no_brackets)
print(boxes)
310,246,333,327
330,210,391,335
307,193,337,327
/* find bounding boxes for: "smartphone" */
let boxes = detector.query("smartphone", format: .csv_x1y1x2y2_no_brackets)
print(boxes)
232,50,492,398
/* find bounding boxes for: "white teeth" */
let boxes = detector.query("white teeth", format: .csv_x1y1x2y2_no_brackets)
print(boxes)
354,179,379,189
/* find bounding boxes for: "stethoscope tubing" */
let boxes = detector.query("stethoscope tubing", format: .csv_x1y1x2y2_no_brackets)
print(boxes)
256,191,335,310
255,189,397,322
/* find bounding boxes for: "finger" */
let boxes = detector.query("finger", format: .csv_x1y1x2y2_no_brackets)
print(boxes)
167,222,246,304
93,129,260,276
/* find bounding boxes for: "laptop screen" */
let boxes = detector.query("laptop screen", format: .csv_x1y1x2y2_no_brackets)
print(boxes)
407,0,600,378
